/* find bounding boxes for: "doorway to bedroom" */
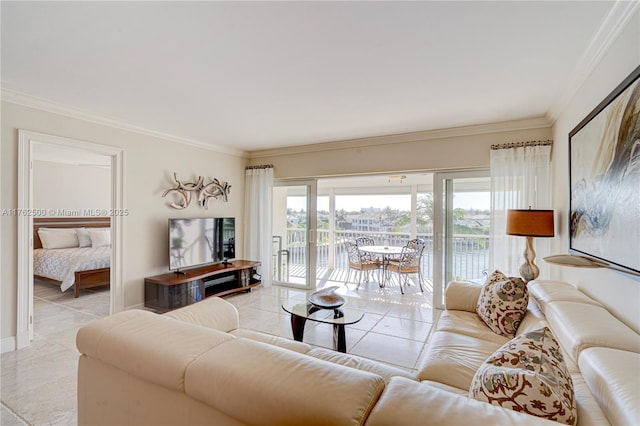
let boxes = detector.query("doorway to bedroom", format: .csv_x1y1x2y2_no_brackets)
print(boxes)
31,144,112,345
16,130,124,349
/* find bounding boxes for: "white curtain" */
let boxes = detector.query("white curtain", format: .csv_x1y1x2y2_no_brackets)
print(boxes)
490,141,553,277
243,166,273,287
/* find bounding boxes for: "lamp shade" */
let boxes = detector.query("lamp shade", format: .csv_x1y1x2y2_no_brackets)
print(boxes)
506,209,554,237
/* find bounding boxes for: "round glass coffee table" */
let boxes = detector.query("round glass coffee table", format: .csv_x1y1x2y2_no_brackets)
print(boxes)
282,301,364,353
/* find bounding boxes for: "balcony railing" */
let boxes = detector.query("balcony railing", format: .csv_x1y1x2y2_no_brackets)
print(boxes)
274,229,489,283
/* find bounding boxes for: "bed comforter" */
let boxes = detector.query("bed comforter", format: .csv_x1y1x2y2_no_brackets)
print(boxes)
33,246,111,292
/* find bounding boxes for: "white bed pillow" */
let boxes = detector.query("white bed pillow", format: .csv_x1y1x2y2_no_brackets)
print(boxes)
89,228,111,247
38,228,79,249
75,228,92,247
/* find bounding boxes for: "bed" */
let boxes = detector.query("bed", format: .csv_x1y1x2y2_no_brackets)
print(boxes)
34,217,111,298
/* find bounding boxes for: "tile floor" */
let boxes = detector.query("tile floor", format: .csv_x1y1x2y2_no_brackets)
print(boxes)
2,277,441,425
1,281,111,426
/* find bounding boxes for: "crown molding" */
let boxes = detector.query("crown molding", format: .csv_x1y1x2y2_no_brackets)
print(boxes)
546,0,640,122
248,116,551,158
1,87,247,158
1,87,552,159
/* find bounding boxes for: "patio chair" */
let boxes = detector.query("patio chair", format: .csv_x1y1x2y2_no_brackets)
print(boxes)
355,236,375,246
386,244,425,294
355,236,381,264
345,240,380,289
406,238,425,251
387,238,424,267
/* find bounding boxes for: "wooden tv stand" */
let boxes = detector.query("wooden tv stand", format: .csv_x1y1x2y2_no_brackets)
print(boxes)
144,260,261,313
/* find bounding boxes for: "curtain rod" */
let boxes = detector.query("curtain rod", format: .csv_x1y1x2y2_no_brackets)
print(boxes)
491,139,553,150
245,164,274,170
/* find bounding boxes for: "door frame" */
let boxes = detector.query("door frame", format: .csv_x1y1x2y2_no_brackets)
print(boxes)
272,179,317,290
16,130,124,349
433,169,489,309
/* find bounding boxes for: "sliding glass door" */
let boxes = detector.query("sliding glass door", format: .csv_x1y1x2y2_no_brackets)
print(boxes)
271,171,489,302
433,170,490,308
272,180,317,289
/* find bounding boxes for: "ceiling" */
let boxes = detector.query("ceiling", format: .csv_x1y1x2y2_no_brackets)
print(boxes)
1,1,620,153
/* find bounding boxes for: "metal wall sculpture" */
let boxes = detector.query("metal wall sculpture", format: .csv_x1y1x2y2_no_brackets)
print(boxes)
162,173,231,209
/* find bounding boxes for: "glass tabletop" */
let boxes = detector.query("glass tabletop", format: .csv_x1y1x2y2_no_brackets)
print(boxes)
282,301,364,325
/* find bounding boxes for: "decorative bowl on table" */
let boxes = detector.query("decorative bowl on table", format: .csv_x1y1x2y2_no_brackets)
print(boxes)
309,286,345,308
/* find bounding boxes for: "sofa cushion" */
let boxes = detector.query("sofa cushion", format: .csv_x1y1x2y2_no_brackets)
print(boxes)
515,299,548,336
546,301,640,363
517,301,583,377
185,338,385,426
419,379,468,395
164,296,240,332
528,280,602,315
76,310,235,392
445,280,484,312
469,327,577,425
579,347,640,426
570,373,610,426
231,328,311,354
77,355,245,426
307,347,416,384
436,310,511,344
476,272,529,337
417,330,506,390
366,377,560,426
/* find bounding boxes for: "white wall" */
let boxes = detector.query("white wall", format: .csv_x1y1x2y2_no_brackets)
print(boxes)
1,102,246,343
550,11,640,333
33,160,110,213
248,120,552,178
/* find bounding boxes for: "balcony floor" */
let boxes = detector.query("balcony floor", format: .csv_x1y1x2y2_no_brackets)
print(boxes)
287,263,434,305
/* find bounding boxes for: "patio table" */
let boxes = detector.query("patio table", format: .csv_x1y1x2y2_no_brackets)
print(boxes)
358,245,403,287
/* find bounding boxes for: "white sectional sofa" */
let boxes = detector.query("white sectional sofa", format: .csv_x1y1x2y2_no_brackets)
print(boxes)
76,279,639,425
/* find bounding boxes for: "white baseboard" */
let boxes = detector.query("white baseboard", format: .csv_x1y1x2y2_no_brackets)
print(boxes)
1,336,16,353
126,303,145,311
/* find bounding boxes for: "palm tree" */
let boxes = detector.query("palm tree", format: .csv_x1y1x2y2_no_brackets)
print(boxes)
392,194,434,232
416,194,434,231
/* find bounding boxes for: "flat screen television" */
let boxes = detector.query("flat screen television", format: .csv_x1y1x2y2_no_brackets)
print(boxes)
169,217,235,271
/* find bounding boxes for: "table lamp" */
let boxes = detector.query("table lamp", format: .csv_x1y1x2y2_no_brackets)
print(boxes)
506,209,554,282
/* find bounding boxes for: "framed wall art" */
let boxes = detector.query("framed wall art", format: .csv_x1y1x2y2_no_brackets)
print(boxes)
569,64,640,275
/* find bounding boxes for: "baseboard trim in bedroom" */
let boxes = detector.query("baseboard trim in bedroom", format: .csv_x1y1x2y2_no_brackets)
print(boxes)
1,336,16,353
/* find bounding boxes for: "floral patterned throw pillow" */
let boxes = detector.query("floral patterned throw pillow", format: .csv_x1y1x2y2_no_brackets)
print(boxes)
469,327,577,425
476,270,528,337
484,269,509,285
